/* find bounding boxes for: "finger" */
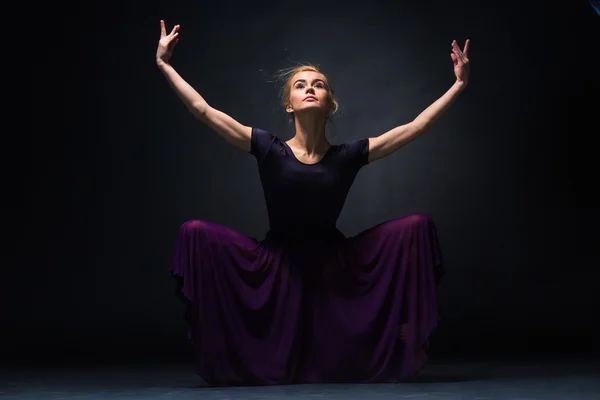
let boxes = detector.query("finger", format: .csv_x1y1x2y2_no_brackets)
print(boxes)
452,47,463,64
160,20,166,37
450,52,458,64
452,40,469,62
452,40,463,55
166,32,178,48
452,41,463,59
169,24,180,36
459,44,469,63
463,39,470,58
452,42,467,64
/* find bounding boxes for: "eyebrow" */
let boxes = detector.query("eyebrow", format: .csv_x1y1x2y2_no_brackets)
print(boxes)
293,78,326,85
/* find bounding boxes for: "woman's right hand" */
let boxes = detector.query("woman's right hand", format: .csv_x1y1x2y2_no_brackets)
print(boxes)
156,20,180,65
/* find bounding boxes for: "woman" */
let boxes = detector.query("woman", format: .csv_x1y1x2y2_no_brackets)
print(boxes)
157,20,470,386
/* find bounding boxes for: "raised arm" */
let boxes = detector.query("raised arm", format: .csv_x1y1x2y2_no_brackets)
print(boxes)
156,21,251,152
368,39,470,163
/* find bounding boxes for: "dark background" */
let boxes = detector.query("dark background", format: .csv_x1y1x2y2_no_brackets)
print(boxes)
7,0,599,364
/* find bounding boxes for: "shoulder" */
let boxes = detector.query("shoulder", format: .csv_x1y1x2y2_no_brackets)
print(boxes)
329,137,370,167
332,138,369,156
250,127,285,161
251,127,276,147
251,127,273,141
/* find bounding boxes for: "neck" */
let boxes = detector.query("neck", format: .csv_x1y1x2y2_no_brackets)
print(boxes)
290,114,328,154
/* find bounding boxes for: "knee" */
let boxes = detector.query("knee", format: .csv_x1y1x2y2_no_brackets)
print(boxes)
180,219,211,235
402,214,433,228
385,214,434,233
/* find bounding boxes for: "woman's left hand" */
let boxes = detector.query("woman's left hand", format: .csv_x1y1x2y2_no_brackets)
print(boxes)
451,39,470,84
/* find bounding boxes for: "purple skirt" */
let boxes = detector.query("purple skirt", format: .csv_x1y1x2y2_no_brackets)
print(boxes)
171,214,444,386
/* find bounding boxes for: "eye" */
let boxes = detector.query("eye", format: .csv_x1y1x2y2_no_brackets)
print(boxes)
315,83,324,88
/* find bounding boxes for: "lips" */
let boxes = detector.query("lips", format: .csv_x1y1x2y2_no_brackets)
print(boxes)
304,96,317,101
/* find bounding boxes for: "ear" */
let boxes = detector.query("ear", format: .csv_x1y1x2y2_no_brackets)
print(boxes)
286,104,293,113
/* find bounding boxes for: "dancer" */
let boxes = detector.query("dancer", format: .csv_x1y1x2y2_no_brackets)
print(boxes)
157,20,469,386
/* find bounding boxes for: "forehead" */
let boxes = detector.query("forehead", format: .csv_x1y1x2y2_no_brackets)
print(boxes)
292,70,327,83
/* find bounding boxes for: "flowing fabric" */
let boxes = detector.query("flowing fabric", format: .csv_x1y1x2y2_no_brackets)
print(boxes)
170,128,445,386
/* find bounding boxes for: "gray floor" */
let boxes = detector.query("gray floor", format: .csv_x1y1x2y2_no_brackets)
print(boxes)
1,358,599,399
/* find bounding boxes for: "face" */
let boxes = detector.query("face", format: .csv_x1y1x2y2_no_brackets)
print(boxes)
286,70,330,117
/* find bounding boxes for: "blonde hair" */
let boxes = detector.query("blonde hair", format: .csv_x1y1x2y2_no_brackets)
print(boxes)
275,63,339,124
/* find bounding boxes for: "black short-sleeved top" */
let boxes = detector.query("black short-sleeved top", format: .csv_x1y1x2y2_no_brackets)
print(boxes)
249,127,369,240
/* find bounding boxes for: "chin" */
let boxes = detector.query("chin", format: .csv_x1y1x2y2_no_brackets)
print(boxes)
302,102,327,111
